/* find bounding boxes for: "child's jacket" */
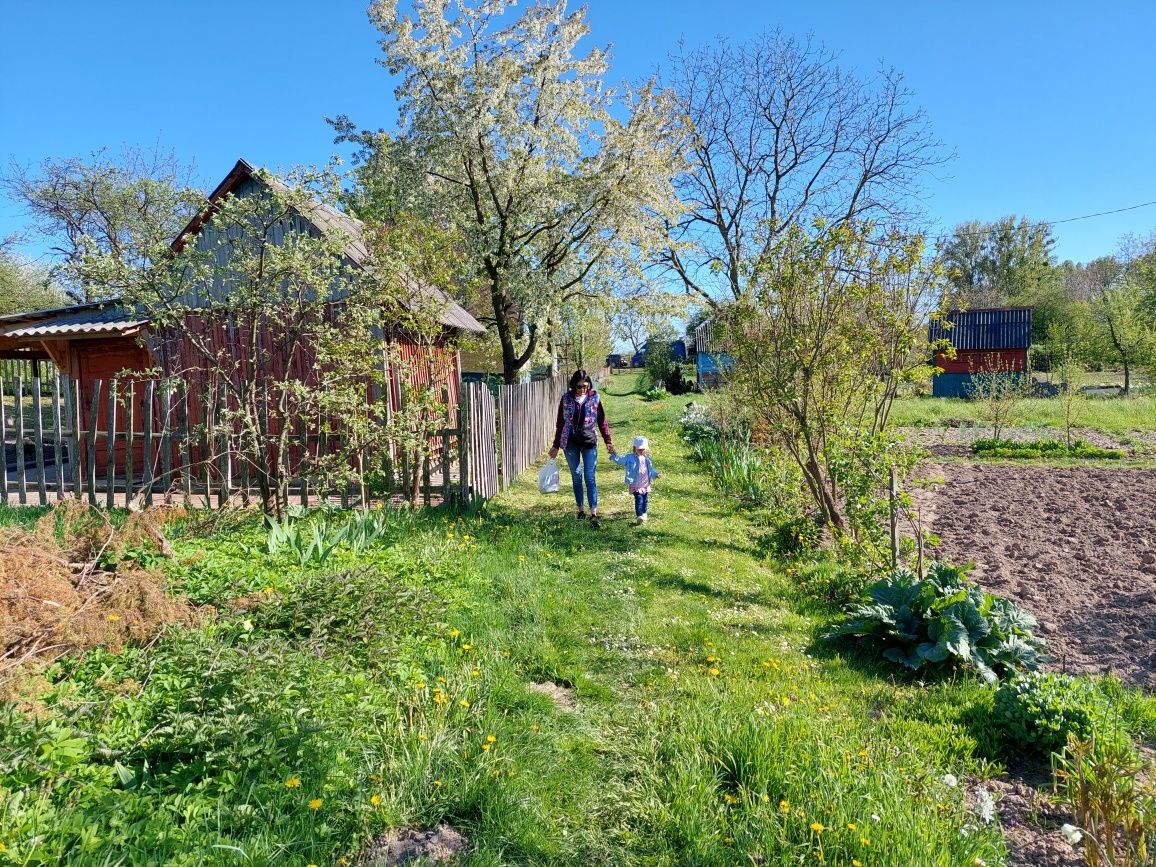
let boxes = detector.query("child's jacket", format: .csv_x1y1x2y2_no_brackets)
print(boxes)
610,452,660,491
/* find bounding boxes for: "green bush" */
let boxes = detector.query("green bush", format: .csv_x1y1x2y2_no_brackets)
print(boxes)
826,562,1047,682
757,515,821,561
992,672,1127,758
971,438,1123,460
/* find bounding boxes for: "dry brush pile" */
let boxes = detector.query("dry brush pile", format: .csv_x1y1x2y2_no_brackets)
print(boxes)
0,501,202,702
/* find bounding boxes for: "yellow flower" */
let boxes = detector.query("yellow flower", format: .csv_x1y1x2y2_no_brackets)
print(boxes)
308,798,323,810
779,799,790,813
810,822,825,833
263,586,274,594
285,777,302,789
370,794,382,806
709,668,720,677
437,676,447,683
847,822,857,831
434,780,443,788
723,837,734,844
853,861,862,867
472,669,480,677
706,655,719,663
449,628,461,639
482,744,491,752
761,794,770,803
530,724,540,732
108,614,120,622
459,699,470,708
860,837,870,846
486,734,496,743
433,691,446,705
462,644,472,651
518,555,526,562
723,793,738,804
417,682,426,689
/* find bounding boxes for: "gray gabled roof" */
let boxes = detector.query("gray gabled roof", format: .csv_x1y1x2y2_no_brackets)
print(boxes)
175,159,484,334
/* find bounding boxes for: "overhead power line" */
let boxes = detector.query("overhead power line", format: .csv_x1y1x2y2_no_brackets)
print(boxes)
940,199,1156,241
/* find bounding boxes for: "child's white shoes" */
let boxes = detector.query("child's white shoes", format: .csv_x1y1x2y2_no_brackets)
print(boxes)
636,513,648,525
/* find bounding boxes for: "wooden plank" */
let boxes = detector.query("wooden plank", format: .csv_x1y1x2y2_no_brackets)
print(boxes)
15,374,27,504
31,369,47,505
201,385,212,505
52,374,64,500
215,387,228,509
68,377,81,496
124,379,135,504
0,377,8,503
179,386,192,503
86,381,100,506
160,383,173,504
142,380,155,507
106,379,117,509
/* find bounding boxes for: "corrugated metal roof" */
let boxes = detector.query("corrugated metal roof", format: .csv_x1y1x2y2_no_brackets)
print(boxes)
929,307,1032,351
695,319,718,354
0,302,146,339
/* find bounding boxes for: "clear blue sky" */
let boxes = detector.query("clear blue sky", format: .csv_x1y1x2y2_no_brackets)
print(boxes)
3,0,1155,267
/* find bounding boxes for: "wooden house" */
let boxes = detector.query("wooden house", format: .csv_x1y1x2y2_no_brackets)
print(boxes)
929,307,1032,398
0,159,485,483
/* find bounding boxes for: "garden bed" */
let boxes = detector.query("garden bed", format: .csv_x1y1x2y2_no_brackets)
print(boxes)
914,462,1156,688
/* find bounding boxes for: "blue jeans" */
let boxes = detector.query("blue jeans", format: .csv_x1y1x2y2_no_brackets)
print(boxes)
563,445,598,512
633,491,649,517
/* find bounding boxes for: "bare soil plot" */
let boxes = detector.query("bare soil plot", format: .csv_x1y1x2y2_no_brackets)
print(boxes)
915,462,1156,689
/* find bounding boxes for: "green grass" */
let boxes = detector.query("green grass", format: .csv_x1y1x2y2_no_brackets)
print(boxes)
890,393,1156,435
4,384,1154,864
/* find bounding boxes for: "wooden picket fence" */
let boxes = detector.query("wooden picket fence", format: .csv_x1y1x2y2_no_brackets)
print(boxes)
2,368,569,509
497,374,565,490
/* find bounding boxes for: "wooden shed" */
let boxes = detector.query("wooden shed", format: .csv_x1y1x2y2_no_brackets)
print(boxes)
929,307,1032,398
0,159,485,485
694,319,732,390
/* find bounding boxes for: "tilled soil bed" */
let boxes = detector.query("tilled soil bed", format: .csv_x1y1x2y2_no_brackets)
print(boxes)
915,462,1156,689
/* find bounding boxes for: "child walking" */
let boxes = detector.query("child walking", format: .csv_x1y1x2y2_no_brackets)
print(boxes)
611,436,660,524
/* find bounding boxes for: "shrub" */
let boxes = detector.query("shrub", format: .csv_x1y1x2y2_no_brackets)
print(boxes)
826,562,1047,682
757,515,821,561
971,438,1123,460
641,386,668,402
993,672,1113,757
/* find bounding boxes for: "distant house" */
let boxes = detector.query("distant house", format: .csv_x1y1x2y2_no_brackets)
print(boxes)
929,307,1032,398
631,338,687,369
0,159,485,479
694,319,732,390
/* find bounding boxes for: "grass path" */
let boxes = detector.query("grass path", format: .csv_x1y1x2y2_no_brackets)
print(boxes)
2,375,1011,866
451,375,1005,865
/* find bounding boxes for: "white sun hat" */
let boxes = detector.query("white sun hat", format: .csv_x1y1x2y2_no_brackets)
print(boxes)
633,436,649,450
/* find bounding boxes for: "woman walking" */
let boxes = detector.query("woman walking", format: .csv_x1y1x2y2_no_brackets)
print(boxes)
549,369,616,528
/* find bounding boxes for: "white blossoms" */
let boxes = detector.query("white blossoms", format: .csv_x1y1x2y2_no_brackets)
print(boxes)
1061,823,1083,845
942,773,958,788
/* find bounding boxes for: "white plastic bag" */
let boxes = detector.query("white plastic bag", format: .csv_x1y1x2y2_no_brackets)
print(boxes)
539,459,561,493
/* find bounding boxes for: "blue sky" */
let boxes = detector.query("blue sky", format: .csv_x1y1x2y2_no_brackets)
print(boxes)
2,0,1155,267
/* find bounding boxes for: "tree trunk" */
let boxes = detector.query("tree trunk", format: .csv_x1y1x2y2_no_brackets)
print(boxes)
1123,359,1131,396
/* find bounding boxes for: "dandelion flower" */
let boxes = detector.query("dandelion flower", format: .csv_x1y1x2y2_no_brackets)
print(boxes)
285,777,302,789
308,798,323,810
810,822,825,833
434,780,443,788
449,628,461,639
853,861,862,867
860,837,870,846
462,644,472,651
709,668,720,677
486,735,496,743
108,614,120,622
482,744,491,752
847,823,857,831
459,699,470,708
779,799,790,813
370,794,382,806
942,773,958,788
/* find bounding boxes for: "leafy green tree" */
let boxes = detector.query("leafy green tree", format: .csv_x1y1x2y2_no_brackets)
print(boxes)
1088,281,1154,396
719,220,943,540
334,0,681,383
0,250,64,314
1,147,201,302
937,216,1063,341
661,29,944,306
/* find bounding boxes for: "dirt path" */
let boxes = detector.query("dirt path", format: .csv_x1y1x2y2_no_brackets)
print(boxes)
915,462,1156,689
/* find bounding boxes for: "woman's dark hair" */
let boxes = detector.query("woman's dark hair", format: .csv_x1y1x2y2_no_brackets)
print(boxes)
569,369,592,392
